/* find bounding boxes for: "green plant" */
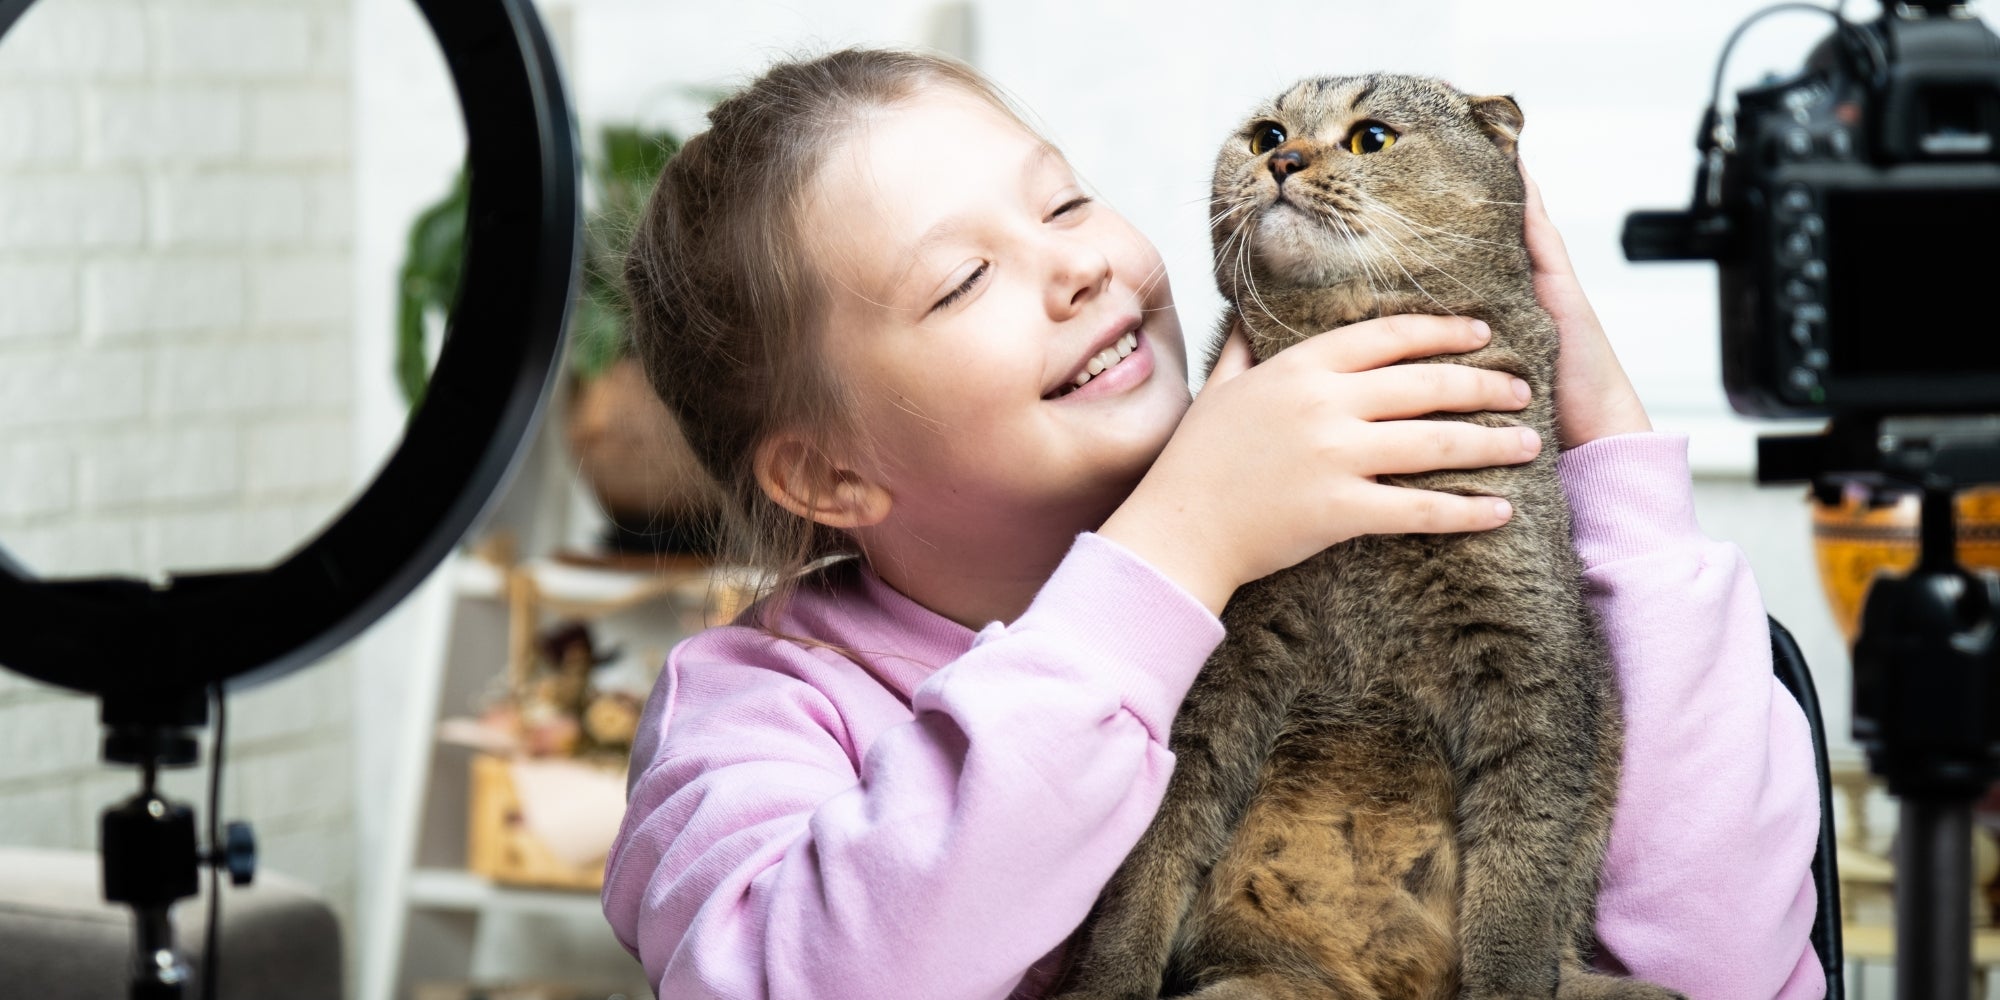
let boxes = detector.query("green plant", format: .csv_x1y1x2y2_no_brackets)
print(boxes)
395,125,682,409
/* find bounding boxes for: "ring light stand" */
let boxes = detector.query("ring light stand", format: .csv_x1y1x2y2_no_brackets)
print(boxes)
0,0,581,995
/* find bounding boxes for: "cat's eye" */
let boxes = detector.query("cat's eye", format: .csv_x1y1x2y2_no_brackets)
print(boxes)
1249,122,1287,155
1348,122,1398,155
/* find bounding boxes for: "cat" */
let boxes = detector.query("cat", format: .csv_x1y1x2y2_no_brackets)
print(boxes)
1050,75,1685,1000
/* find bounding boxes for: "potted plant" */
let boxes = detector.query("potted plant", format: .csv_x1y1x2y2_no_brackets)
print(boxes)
398,125,722,555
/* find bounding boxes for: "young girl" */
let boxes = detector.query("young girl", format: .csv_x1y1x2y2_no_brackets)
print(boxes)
601,49,1823,1000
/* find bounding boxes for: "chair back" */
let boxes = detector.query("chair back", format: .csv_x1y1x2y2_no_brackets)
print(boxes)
1769,616,1844,998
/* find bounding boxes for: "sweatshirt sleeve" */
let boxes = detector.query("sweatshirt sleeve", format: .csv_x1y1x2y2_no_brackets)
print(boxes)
600,532,1225,1000
1560,432,1825,999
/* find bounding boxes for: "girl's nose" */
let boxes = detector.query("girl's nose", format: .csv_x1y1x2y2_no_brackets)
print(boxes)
1046,236,1112,317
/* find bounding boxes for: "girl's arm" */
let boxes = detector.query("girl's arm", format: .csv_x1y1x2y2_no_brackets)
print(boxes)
601,532,1225,1000
1561,434,1823,998
1524,163,1820,996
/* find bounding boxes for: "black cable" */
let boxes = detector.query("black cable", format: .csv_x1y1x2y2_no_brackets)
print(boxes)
1701,2,1889,152
204,682,225,1000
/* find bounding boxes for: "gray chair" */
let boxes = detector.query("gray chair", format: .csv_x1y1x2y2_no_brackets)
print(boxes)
0,846,342,1000
1770,616,1843,999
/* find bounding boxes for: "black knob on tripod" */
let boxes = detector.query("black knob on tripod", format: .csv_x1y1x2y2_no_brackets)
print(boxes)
212,821,256,887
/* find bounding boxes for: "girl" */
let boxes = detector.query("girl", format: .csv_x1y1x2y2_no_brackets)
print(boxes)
601,48,1823,1000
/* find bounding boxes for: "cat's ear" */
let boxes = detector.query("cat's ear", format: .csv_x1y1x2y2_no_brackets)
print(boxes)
1469,95,1524,156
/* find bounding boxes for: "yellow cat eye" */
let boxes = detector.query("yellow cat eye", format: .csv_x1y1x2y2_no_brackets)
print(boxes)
1348,123,1398,155
1249,122,1288,155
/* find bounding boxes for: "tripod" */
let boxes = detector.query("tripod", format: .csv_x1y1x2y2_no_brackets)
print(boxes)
99,690,255,999
1762,414,2000,999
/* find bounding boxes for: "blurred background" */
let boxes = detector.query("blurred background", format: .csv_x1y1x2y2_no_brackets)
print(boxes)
0,0,1973,996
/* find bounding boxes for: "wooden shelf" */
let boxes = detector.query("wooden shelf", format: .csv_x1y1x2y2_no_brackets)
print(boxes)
374,540,715,999
1841,922,2000,963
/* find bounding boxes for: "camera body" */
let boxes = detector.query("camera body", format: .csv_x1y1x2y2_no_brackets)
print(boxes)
1624,3,2000,418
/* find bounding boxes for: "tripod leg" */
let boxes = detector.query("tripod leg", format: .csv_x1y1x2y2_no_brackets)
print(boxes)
1895,798,1972,1000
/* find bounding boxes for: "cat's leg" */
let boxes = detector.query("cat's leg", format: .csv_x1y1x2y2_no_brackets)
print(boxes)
1553,679,1623,967
1446,641,1609,1000
1174,970,1342,1000
1050,609,1310,1000
1553,966,1687,1000
1544,679,1686,1000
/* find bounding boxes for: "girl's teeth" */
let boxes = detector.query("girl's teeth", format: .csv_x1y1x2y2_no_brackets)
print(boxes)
1061,330,1142,395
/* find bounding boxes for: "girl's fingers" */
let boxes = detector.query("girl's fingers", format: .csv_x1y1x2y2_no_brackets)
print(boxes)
1206,324,1256,385
1361,420,1541,475
1344,483,1513,536
1519,160,1577,282
1343,364,1530,420
1287,313,1492,373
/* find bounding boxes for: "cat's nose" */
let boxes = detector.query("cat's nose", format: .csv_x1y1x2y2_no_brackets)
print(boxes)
1267,148,1309,183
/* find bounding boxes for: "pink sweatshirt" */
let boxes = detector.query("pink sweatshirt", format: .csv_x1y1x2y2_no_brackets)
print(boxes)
602,432,1825,999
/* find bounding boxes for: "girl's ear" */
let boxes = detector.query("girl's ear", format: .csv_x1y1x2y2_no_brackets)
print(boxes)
754,433,892,530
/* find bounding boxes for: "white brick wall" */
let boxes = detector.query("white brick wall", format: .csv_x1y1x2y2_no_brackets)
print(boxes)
0,173,147,249
0,261,78,341
0,0,362,978
83,256,247,339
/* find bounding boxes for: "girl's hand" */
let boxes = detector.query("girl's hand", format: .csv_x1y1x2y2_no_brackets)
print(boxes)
1520,161,1652,449
1099,315,1539,615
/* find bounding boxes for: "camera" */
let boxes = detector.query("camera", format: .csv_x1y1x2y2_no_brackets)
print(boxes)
1623,0,2000,419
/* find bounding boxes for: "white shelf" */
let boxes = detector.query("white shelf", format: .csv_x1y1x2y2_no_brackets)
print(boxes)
407,867,605,920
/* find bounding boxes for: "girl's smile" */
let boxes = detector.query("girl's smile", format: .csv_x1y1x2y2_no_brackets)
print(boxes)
1045,317,1150,401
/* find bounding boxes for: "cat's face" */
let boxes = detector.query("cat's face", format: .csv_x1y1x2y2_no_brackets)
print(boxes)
1211,74,1526,296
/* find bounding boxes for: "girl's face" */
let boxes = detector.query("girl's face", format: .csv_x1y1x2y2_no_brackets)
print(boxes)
806,87,1191,543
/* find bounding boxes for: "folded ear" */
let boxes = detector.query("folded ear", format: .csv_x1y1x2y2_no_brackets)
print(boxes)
1469,95,1524,156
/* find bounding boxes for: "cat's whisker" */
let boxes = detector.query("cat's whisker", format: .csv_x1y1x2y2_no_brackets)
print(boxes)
1126,256,1173,314
1358,207,1482,303
1357,205,1470,263
1209,203,1256,230
1320,205,1386,302
1322,202,1455,312
1233,212,1308,342
1368,227,1464,314
1362,202,1510,251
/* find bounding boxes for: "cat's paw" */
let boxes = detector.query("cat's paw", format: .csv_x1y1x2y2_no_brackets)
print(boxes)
1552,971,1687,1000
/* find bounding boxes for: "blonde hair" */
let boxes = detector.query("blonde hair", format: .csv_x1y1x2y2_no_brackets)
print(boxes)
624,47,1029,622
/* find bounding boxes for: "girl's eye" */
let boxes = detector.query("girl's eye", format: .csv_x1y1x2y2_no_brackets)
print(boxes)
930,262,987,314
1050,195,1093,219
1249,122,1287,155
1348,122,1398,154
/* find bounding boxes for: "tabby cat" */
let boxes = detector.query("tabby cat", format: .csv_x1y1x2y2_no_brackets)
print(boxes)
1051,75,1684,1000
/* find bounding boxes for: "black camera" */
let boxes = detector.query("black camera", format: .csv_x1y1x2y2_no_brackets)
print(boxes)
1624,0,2000,418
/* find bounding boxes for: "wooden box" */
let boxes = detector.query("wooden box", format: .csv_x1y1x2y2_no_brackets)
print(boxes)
467,753,607,892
